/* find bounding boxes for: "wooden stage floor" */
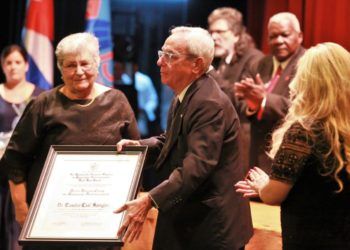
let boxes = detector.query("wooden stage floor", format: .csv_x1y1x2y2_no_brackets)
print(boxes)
122,201,282,250
246,201,282,250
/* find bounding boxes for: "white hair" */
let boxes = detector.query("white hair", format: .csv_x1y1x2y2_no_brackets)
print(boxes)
170,26,215,71
268,12,301,33
55,32,101,70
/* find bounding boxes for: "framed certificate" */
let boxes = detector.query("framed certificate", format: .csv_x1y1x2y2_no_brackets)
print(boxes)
19,145,147,246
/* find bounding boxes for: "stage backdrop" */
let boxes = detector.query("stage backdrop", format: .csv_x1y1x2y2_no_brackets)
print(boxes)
247,0,350,52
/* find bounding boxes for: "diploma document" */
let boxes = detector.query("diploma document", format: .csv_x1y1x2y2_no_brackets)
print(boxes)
19,145,147,246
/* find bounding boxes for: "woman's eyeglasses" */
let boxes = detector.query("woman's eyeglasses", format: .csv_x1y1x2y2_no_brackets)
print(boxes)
62,62,94,73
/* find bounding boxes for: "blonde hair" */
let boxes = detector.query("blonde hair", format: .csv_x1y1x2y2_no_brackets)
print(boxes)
55,32,100,70
269,42,350,191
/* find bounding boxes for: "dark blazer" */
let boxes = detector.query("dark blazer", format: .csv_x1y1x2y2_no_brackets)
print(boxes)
141,74,253,250
217,48,264,173
220,47,265,85
247,46,306,172
207,68,236,106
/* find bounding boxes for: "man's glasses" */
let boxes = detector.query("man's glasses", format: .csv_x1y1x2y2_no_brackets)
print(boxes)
158,50,194,64
209,29,231,35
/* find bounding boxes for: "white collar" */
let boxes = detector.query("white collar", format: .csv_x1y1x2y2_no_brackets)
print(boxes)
272,56,291,76
177,83,192,103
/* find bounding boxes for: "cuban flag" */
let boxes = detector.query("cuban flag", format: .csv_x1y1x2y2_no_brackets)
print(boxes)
86,0,114,87
22,0,54,90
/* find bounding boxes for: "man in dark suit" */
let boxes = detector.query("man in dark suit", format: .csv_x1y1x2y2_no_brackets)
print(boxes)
235,12,305,173
208,7,264,173
116,26,253,250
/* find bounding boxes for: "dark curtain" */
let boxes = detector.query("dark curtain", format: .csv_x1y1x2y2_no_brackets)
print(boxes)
247,0,350,53
53,0,87,86
303,0,350,50
0,1,26,82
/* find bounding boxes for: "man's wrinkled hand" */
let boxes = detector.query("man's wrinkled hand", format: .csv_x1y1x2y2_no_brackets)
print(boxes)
116,139,141,152
114,195,152,243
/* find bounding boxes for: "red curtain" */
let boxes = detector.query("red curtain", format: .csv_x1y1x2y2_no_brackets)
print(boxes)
247,0,350,53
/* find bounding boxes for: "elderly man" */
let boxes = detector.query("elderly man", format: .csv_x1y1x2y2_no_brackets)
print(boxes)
235,12,305,173
116,26,252,250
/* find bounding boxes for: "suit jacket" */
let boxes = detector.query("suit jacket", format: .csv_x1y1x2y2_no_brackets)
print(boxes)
207,69,236,106
216,48,264,173
220,47,265,85
246,46,306,172
141,74,253,250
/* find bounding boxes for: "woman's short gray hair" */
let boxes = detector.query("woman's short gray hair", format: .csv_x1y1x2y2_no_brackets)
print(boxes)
170,26,214,71
55,32,101,70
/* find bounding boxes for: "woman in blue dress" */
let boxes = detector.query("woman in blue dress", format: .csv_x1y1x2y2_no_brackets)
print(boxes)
0,45,44,250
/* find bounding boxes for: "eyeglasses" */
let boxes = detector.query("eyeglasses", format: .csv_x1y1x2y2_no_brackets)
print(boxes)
62,62,94,73
209,29,231,35
158,50,193,64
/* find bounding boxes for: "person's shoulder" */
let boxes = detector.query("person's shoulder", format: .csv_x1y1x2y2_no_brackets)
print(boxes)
246,47,264,57
259,53,273,64
95,83,112,94
292,46,306,61
194,75,231,107
284,122,314,146
103,86,129,102
32,84,47,96
30,86,66,109
289,121,307,132
34,85,59,99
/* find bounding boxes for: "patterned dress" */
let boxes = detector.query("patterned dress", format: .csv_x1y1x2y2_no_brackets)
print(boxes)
270,122,350,250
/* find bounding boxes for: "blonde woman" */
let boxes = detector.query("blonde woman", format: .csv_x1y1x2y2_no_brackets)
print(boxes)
235,42,350,249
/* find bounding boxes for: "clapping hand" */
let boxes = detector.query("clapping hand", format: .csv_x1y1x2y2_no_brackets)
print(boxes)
234,74,266,111
234,167,269,198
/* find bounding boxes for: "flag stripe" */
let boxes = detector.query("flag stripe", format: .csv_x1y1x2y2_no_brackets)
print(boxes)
26,55,52,90
23,29,54,84
23,0,54,90
25,0,54,40
86,0,114,87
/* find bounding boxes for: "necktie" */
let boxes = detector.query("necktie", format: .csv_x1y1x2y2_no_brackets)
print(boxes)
266,65,282,92
172,98,180,118
155,98,180,168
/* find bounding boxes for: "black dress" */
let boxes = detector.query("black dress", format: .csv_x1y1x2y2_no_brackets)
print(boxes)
0,85,43,250
0,86,140,250
270,122,350,250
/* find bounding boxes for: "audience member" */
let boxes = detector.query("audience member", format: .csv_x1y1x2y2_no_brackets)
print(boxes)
0,44,44,250
208,7,264,87
235,12,305,173
0,33,139,250
235,42,350,249
115,26,252,250
114,61,159,137
208,7,264,172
